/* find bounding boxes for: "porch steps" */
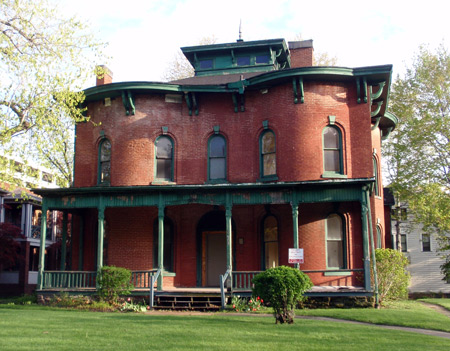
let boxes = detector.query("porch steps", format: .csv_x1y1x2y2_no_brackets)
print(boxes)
153,294,223,311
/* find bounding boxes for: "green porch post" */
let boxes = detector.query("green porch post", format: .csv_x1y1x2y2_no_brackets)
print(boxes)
96,206,105,289
361,191,371,291
225,193,233,288
291,203,299,269
365,188,379,306
157,204,165,290
37,204,48,290
60,211,68,271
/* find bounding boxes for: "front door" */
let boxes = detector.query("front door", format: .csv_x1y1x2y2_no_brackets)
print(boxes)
202,231,226,286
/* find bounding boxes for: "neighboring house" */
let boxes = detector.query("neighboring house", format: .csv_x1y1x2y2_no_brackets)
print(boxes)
0,158,61,296
33,38,397,304
384,191,450,294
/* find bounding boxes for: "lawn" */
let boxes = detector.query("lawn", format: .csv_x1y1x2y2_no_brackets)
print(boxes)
0,305,449,351
295,300,450,332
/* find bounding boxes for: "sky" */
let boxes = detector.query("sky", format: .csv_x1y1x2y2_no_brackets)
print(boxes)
55,0,450,85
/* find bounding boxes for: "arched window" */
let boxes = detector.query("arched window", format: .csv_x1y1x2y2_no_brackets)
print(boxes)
155,136,173,181
373,156,380,196
208,135,226,181
98,139,111,184
260,130,277,179
376,225,382,249
153,218,174,272
326,214,346,269
322,126,343,175
262,215,279,269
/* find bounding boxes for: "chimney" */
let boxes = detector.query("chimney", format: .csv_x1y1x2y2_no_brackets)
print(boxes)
288,40,314,68
96,65,113,86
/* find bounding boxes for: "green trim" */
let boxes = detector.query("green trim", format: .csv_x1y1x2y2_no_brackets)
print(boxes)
207,134,227,182
321,173,348,179
323,271,352,276
322,125,344,176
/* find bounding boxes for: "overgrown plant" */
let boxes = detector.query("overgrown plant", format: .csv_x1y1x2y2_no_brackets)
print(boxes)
374,248,410,305
252,266,313,324
97,266,133,305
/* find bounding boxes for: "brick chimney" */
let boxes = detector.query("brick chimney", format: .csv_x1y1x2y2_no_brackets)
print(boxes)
96,65,113,86
288,40,314,68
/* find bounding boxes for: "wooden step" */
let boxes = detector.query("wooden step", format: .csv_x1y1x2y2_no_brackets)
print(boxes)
153,294,223,311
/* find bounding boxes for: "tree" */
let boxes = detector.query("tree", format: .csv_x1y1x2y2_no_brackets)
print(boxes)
384,43,450,280
314,51,338,66
0,0,106,187
162,36,218,82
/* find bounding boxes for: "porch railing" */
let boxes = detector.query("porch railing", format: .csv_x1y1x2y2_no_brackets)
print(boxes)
219,269,231,309
42,271,97,289
130,270,158,289
149,269,161,310
220,270,262,309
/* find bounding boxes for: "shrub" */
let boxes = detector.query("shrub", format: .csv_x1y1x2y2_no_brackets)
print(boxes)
374,248,410,305
252,266,313,324
97,266,133,305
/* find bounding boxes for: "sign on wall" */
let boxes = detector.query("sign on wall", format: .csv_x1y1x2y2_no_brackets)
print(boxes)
288,248,304,264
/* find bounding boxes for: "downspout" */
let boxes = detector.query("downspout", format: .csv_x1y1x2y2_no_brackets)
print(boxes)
365,187,379,307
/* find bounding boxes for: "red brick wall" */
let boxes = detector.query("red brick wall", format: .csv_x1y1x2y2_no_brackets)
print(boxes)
75,80,374,187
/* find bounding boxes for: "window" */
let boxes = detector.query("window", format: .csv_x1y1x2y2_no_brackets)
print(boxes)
323,126,343,174
400,208,407,221
260,130,277,178
373,156,380,196
208,135,226,181
199,59,213,69
237,56,250,66
400,234,407,252
422,234,431,252
326,214,345,269
376,225,382,249
155,136,173,181
255,55,270,64
98,139,111,184
263,215,279,269
153,219,174,272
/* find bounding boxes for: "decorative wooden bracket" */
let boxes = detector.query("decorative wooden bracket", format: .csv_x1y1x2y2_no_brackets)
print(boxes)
185,92,199,116
292,77,304,104
371,101,383,117
371,81,386,100
232,93,245,113
121,90,135,115
356,77,368,104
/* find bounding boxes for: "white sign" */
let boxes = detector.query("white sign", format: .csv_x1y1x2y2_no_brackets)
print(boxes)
289,248,304,264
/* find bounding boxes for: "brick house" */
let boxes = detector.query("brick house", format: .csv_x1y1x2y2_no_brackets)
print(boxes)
34,38,397,304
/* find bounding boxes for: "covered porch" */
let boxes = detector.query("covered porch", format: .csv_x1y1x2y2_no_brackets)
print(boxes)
34,179,378,308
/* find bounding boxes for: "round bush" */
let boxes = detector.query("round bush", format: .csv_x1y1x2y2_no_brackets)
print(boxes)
252,266,313,324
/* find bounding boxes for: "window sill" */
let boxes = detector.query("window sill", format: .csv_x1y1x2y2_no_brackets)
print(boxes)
205,179,228,185
321,173,348,179
257,175,279,182
323,270,352,276
152,180,175,185
161,271,176,277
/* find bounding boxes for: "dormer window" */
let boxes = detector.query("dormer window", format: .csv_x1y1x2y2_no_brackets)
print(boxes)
199,59,213,69
237,56,250,66
256,55,270,64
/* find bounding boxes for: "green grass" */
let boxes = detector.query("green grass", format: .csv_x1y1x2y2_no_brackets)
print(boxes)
419,298,450,311
0,305,449,351
295,300,450,332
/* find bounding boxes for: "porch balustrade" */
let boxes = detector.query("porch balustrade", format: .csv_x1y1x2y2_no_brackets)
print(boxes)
42,271,97,289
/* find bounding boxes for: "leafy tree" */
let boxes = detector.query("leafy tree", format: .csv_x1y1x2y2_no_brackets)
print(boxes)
0,222,24,270
384,43,450,280
374,249,410,305
252,266,313,324
0,0,106,187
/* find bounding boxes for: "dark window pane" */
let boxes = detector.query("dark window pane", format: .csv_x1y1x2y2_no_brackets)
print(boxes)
327,241,343,268
156,159,171,180
210,136,225,157
263,154,276,176
100,140,111,162
422,234,431,252
324,150,340,172
327,215,343,240
210,158,225,179
101,161,110,183
401,234,407,252
256,55,270,64
156,137,172,158
262,131,275,154
324,127,339,148
199,60,213,69
237,56,250,66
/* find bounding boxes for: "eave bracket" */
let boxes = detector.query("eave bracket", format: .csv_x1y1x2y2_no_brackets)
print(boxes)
293,77,304,104
122,90,135,115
